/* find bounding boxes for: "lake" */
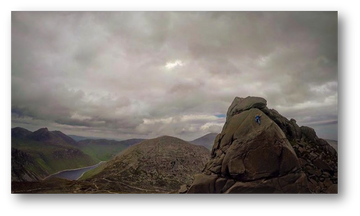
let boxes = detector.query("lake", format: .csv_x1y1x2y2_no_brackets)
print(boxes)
45,161,104,180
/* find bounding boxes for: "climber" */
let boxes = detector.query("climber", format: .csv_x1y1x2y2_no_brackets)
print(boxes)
255,114,261,125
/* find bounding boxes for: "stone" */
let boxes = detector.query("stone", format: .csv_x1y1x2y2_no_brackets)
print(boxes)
279,146,301,175
179,185,188,194
186,96,337,194
221,179,236,193
187,174,218,193
299,158,308,166
309,152,318,161
228,156,245,176
226,96,267,119
209,165,221,174
214,178,227,193
324,178,333,188
308,178,318,192
300,126,317,144
313,158,333,172
224,180,277,194
326,184,338,194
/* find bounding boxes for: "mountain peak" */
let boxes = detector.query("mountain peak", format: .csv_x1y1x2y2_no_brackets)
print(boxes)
82,135,210,193
186,96,337,194
26,127,77,146
11,127,32,138
34,127,49,133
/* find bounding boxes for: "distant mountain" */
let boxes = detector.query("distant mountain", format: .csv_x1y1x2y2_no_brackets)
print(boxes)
11,127,32,138
76,138,145,161
52,131,78,145
11,127,98,182
26,128,77,146
68,135,118,142
78,136,210,193
118,138,146,147
190,133,218,150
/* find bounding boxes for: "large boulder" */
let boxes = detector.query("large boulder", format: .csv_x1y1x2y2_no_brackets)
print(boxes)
187,96,309,193
226,96,267,120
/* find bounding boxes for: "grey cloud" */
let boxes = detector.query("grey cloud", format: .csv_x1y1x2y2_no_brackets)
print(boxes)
11,11,338,140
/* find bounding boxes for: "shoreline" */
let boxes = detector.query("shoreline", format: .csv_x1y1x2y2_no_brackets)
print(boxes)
43,161,105,180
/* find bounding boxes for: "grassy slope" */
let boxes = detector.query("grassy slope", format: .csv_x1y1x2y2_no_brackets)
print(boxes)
12,137,99,176
77,144,127,161
78,162,107,180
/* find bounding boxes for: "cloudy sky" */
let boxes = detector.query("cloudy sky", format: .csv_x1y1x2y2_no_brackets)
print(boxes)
11,12,338,141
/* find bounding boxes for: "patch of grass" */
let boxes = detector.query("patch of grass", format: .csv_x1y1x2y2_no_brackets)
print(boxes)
78,162,106,180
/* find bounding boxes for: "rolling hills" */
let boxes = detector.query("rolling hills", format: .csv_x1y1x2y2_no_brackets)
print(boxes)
11,127,143,182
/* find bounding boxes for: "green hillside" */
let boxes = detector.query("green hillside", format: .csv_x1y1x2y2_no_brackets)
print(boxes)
78,144,127,161
11,137,99,180
77,139,144,161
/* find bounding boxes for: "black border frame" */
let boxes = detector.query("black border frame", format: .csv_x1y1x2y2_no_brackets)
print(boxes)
7,7,353,209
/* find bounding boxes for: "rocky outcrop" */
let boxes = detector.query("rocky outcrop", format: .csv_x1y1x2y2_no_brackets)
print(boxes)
292,128,338,193
185,96,337,194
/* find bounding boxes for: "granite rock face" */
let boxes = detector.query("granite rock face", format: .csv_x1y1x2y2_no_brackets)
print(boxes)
185,96,337,194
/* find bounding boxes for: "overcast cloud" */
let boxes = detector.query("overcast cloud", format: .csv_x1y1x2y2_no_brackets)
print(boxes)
11,12,338,140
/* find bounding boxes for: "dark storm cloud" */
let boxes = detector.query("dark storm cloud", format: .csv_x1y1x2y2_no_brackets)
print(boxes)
11,11,338,140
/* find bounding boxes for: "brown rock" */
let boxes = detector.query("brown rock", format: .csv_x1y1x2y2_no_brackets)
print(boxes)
209,165,221,174
300,126,317,144
313,158,333,172
322,172,331,178
309,152,318,161
187,97,310,193
228,156,245,177
308,179,318,192
299,158,308,166
224,180,277,194
187,174,218,193
220,108,300,181
326,184,338,194
226,96,267,119
214,178,227,193
280,146,301,175
324,178,333,188
179,185,188,194
221,179,236,193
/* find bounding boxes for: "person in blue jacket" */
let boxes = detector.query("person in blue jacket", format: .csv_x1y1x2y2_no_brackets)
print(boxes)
255,114,261,125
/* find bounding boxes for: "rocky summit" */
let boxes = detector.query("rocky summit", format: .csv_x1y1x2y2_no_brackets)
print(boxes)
78,136,210,193
184,96,337,194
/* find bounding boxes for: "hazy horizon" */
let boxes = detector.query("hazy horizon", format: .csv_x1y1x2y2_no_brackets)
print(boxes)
12,12,338,141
